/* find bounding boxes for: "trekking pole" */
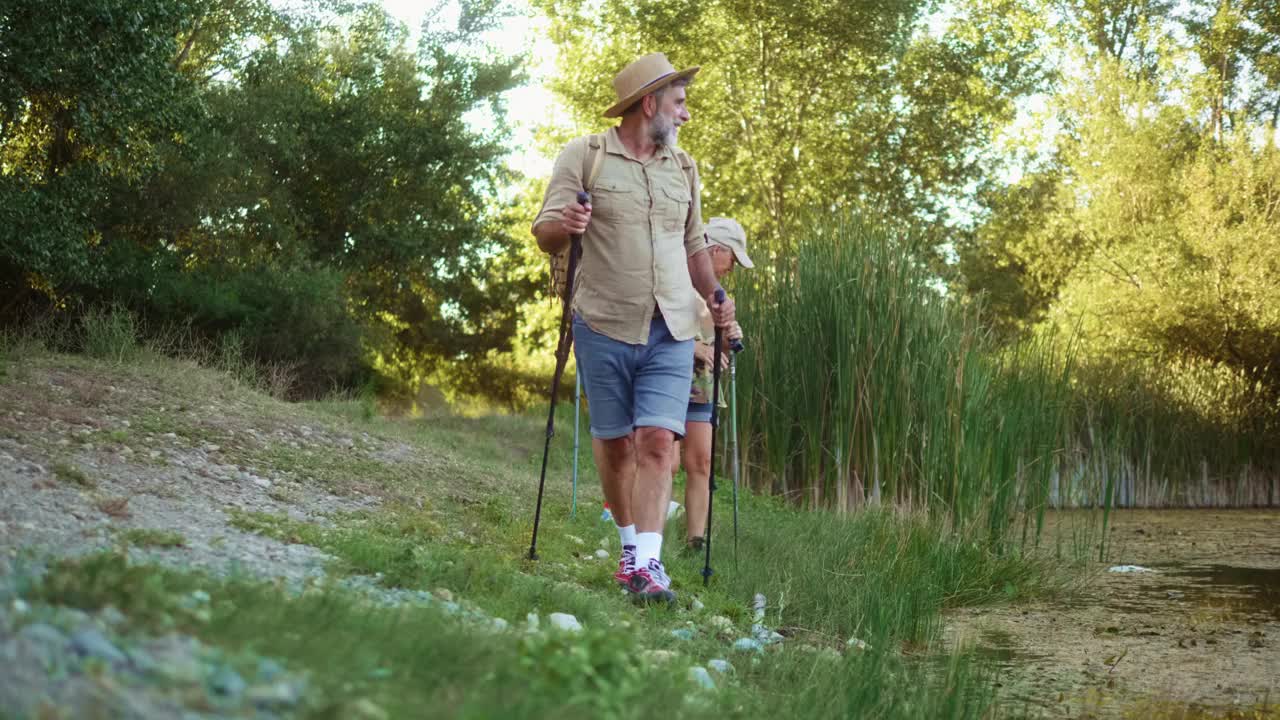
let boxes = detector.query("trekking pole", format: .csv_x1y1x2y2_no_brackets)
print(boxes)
701,289,728,586
529,190,591,561
730,355,740,569
571,372,581,519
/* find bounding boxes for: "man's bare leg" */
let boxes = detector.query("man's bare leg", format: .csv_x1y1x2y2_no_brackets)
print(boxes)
631,427,675,568
593,436,635,527
681,421,712,541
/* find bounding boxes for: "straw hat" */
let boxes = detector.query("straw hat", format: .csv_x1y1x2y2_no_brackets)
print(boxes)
603,52,700,118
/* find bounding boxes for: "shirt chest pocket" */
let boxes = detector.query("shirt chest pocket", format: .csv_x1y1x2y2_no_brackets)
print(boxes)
660,184,691,234
591,179,643,222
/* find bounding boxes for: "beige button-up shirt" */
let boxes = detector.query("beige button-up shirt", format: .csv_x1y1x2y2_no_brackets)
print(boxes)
533,128,707,344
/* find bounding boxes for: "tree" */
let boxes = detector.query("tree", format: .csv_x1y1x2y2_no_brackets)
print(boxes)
532,0,1047,260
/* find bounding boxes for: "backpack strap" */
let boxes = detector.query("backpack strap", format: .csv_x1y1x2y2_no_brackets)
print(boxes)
551,133,607,304
583,133,606,193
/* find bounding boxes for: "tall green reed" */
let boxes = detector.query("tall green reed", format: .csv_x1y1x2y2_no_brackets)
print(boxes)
734,214,1075,543
733,212,1277,523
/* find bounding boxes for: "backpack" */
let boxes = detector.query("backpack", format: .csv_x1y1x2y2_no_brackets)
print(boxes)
549,135,696,304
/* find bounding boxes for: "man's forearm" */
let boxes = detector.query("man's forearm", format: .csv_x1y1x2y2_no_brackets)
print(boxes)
688,249,720,298
533,221,571,254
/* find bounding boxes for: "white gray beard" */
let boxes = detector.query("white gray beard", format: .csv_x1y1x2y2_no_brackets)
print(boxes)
651,118,678,148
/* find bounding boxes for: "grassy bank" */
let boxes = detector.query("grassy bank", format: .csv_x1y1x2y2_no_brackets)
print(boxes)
0,335,1072,718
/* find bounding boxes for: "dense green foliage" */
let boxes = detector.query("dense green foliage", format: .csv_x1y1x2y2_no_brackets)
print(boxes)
533,0,1047,258
957,0,1280,417
1,0,529,394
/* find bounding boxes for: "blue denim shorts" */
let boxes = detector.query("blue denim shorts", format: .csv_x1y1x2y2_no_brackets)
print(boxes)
686,402,714,424
573,313,694,440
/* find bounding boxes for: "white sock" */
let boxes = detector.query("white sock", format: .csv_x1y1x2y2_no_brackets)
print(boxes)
616,523,636,548
635,532,663,566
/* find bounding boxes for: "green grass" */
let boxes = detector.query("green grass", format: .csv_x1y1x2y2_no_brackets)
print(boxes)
52,461,95,488
30,545,1000,720
118,528,186,548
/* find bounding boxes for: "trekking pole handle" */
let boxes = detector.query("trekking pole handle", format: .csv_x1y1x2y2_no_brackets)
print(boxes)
713,288,745,354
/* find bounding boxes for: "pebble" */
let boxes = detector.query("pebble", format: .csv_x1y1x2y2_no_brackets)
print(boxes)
526,613,539,632
644,649,677,664
688,665,716,690
491,618,510,632
246,681,301,708
209,665,247,699
99,606,127,627
256,657,286,681
707,658,734,675
846,637,871,651
347,698,390,720
549,613,582,632
594,549,609,559
670,628,695,641
708,615,734,633
433,588,454,603
690,597,705,612
733,638,764,653
70,628,127,665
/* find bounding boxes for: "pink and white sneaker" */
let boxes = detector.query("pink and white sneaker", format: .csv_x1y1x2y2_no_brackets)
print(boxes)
614,545,636,586
627,558,676,604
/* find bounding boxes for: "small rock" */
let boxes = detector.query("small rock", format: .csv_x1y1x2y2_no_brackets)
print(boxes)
733,638,764,653
549,613,582,632
688,665,716,690
491,618,510,632
753,624,784,644
98,606,127,627
70,628,127,665
690,597,705,612
256,658,285,681
707,658,735,675
708,616,734,633
670,628,695,641
846,637,871,652
594,549,609,559
434,588,454,603
526,613,539,632
644,649,677,664
346,698,389,720
11,598,29,614
209,665,247,699
252,477,272,489
247,681,300,708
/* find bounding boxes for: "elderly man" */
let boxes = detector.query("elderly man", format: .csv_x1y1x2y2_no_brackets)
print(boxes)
533,53,735,604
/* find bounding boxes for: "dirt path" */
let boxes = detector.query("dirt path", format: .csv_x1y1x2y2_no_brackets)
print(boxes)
947,510,1280,716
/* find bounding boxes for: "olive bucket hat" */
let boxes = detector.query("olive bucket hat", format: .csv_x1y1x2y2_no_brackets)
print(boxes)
603,52,700,118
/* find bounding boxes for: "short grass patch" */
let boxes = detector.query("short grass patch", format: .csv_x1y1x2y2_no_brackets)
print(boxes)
119,527,186,548
52,461,95,488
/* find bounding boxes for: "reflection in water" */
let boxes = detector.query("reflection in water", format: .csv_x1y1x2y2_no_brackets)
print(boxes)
1108,565,1280,620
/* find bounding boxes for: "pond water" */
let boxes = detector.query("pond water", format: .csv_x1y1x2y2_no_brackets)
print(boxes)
947,510,1280,716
